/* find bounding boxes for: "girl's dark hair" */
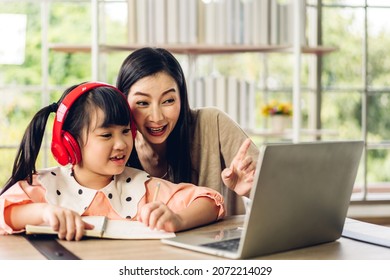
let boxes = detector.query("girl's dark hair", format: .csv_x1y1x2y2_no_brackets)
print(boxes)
116,47,193,183
1,83,131,194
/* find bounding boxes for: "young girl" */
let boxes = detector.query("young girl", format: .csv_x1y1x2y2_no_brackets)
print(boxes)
0,82,225,241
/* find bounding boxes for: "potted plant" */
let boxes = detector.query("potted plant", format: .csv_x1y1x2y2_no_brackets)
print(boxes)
261,100,292,132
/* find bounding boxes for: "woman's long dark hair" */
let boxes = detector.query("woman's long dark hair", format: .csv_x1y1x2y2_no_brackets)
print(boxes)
116,47,193,183
1,83,131,194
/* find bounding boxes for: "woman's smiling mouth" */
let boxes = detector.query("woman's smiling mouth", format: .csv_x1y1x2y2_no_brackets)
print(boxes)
147,125,167,136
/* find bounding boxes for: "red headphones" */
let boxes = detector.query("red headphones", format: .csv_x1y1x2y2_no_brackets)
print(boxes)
51,82,136,166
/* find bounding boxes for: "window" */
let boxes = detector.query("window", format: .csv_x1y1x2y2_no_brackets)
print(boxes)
320,0,390,200
1,0,390,204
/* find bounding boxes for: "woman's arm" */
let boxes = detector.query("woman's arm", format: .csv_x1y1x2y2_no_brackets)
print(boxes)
216,110,259,197
221,138,256,197
193,108,259,197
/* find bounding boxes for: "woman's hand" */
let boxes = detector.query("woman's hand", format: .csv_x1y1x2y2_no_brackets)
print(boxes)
138,202,183,232
41,204,94,241
221,138,256,197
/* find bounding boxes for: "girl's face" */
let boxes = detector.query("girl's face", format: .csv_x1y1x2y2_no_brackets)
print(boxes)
74,109,133,189
127,72,181,146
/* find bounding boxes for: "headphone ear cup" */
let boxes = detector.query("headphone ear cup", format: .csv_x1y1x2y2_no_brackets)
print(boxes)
62,131,82,165
131,126,137,139
51,136,70,166
130,111,137,139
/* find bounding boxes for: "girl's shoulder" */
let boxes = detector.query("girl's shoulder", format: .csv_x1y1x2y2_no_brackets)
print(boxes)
37,166,63,176
36,166,72,184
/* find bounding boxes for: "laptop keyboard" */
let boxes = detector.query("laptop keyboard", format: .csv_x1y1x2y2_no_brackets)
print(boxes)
201,238,241,252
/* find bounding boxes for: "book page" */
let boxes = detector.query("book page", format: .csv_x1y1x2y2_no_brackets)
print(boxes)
25,216,106,237
103,220,176,239
25,224,56,235
26,216,175,240
82,216,106,238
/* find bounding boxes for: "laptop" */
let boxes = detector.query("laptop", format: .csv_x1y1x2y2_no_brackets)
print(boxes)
161,141,364,259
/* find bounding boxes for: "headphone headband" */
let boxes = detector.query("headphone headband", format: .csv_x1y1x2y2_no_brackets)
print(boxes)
51,82,135,166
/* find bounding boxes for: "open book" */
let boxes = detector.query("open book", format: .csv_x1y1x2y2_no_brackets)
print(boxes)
25,216,176,239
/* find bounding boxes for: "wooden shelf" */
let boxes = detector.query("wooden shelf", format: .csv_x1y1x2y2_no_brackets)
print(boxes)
49,43,338,56
246,128,339,138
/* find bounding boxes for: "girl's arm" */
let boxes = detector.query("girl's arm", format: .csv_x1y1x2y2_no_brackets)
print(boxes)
5,203,92,241
138,197,220,232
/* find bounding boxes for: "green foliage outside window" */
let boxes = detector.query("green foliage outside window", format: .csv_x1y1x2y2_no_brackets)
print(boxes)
1,2,390,196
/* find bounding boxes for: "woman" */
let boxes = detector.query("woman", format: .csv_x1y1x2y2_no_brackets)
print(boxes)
116,47,259,215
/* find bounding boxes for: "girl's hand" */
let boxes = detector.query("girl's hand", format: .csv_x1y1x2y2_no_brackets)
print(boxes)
221,138,256,197
138,202,183,232
41,204,94,241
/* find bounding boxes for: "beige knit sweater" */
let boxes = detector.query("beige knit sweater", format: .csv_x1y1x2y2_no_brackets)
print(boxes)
189,107,260,215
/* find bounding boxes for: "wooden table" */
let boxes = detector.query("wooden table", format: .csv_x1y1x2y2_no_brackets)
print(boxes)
1,215,390,260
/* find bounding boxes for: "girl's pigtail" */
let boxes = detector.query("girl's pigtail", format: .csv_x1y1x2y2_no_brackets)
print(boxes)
1,103,57,194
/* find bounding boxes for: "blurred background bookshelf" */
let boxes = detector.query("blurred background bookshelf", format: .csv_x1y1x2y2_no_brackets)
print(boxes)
2,0,390,217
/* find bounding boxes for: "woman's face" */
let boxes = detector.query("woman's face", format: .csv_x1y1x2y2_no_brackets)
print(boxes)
127,72,181,145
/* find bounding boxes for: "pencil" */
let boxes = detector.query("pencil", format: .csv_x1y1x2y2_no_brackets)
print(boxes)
153,182,161,202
